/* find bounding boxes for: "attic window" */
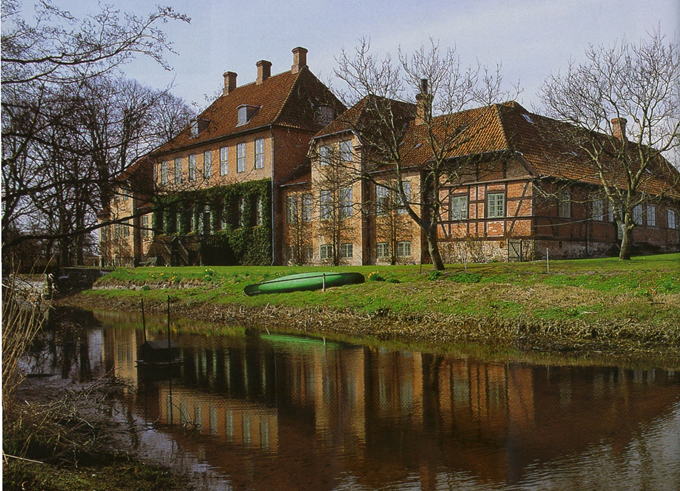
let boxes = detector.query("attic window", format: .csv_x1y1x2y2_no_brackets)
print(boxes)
316,105,335,125
237,105,259,126
522,114,534,124
190,118,210,138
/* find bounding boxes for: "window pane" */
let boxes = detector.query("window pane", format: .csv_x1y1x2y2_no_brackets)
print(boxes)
377,242,389,258
647,204,656,227
237,143,246,173
286,196,298,223
397,241,411,257
220,147,229,175
398,181,410,214
255,138,265,169
320,145,331,166
340,187,352,219
161,161,169,185
451,195,468,220
203,151,212,179
340,140,352,162
487,193,505,218
376,185,389,215
302,194,313,222
188,154,197,181
320,190,331,220
174,158,182,184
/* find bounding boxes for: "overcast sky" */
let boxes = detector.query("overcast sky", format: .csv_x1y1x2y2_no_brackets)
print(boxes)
30,0,680,111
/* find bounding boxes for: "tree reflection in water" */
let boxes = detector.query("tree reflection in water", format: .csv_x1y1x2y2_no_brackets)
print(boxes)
23,308,680,491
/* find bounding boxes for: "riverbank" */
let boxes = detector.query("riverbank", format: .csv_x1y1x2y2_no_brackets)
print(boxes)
60,253,680,366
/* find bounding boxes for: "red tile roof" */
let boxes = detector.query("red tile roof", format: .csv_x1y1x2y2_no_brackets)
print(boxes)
154,67,344,156
327,98,679,198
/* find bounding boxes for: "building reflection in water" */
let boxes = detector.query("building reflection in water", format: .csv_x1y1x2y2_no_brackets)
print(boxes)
71,311,680,490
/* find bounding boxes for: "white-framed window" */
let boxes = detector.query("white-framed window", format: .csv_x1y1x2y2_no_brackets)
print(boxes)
450,195,468,221
238,197,245,227
203,151,212,179
286,196,298,223
647,204,656,227
398,181,411,214
174,158,182,184
633,204,643,224
255,194,263,226
340,140,352,163
237,143,246,173
397,241,411,257
190,120,199,138
340,187,352,219
591,197,605,221
340,243,353,259
376,242,389,258
376,185,389,215
320,244,333,260
668,209,677,230
320,190,332,220
317,105,335,125
319,145,331,166
487,192,505,218
141,215,149,239
558,190,571,218
237,106,248,126
219,147,229,175
188,154,197,181
302,194,313,222
254,138,265,169
160,161,169,185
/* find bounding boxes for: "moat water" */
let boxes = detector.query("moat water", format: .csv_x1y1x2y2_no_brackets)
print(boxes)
24,308,680,490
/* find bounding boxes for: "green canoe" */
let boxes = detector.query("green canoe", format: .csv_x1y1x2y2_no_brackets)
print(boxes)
243,272,364,296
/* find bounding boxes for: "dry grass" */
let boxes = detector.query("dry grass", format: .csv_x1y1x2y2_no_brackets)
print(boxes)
2,276,47,411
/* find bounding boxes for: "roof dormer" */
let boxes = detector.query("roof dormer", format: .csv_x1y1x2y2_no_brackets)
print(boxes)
237,104,260,126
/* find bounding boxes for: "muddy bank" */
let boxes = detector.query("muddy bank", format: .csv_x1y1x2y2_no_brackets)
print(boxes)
58,292,680,367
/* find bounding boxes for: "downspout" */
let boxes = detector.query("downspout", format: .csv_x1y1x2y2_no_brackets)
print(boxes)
270,125,276,265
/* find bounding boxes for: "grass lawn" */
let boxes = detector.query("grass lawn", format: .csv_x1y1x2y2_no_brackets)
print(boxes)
91,253,680,326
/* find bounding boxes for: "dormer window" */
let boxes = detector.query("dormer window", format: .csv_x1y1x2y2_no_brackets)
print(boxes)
316,105,335,125
237,105,259,126
190,118,210,138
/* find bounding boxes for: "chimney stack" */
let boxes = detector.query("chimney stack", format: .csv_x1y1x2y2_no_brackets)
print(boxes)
415,78,431,125
291,47,308,74
611,117,627,141
256,60,272,85
223,71,237,96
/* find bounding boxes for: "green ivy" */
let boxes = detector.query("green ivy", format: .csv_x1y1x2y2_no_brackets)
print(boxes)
153,179,272,265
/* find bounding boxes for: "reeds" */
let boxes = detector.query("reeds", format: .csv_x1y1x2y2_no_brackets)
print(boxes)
2,275,47,410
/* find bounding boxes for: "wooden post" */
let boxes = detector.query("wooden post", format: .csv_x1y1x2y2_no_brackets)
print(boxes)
322,273,326,292
141,298,147,343
167,295,171,348
546,248,550,274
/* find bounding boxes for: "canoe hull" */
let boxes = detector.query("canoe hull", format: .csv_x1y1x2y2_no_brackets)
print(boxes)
244,272,364,296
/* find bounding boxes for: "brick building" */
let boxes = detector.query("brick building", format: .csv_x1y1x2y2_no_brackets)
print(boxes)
99,47,344,266
279,93,680,265
101,54,679,267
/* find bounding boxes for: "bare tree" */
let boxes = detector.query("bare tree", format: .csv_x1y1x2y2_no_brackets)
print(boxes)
539,30,680,260
313,145,359,266
2,0,191,267
335,38,516,269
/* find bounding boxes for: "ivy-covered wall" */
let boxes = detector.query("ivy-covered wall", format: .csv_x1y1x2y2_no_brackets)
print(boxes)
152,179,272,266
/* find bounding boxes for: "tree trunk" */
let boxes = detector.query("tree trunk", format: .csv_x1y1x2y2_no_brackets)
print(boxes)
426,229,445,270
618,220,633,260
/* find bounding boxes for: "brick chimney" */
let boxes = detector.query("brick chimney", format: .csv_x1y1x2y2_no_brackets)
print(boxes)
611,117,627,141
415,78,432,125
256,60,272,85
291,47,308,74
223,71,237,96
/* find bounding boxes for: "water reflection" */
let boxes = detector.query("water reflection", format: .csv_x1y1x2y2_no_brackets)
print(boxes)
27,309,680,490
